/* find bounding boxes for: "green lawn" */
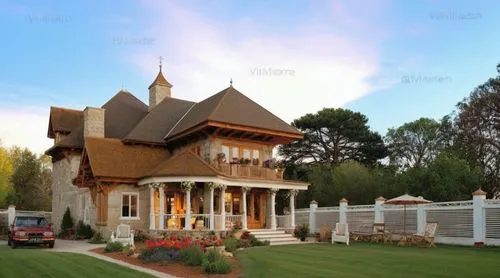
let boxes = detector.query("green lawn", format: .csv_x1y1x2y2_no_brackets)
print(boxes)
0,247,154,278
237,243,500,278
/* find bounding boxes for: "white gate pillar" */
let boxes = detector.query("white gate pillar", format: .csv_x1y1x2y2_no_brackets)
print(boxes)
374,196,385,224
472,188,487,246
417,205,426,234
8,205,15,226
339,198,348,224
309,200,318,233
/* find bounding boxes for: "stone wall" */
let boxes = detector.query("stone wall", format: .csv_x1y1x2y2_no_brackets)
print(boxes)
51,153,81,234
105,184,150,236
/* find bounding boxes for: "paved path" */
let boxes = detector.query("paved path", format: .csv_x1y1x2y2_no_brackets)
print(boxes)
1,240,177,278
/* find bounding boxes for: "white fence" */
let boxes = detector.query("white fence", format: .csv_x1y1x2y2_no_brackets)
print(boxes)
284,190,500,246
1,206,52,233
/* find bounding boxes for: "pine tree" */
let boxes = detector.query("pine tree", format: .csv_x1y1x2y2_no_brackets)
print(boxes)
60,207,74,237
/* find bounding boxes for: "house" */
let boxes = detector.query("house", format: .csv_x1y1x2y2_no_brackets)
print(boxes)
46,65,309,236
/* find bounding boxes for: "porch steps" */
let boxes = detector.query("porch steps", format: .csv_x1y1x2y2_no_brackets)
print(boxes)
249,230,301,246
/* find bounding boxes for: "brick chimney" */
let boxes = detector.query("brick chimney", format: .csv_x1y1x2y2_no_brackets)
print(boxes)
148,63,172,110
83,107,105,137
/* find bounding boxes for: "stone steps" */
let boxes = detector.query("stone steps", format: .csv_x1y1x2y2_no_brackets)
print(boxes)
250,230,300,246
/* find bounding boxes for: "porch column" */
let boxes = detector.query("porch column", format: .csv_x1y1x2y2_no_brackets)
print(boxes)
220,185,226,230
149,184,156,230
270,188,279,230
158,184,165,230
209,183,215,230
241,187,249,230
182,182,194,231
289,189,298,229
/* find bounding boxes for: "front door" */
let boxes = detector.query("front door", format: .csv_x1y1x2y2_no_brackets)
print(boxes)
247,190,266,229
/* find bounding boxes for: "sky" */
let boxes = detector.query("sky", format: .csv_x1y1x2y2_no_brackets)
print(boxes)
0,0,499,154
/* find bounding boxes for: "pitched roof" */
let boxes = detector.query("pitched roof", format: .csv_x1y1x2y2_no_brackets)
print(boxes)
147,151,221,177
124,97,195,144
85,137,169,179
47,107,83,138
102,90,149,138
148,68,172,89
166,86,302,139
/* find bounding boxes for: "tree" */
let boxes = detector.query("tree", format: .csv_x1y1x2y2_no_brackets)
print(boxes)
456,64,500,196
279,108,388,167
0,141,13,207
385,118,446,169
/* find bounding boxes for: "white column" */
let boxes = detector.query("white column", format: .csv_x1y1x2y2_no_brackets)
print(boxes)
374,196,385,224
339,198,348,224
309,200,318,233
472,188,487,246
7,205,15,226
220,186,226,230
242,187,248,230
289,190,297,229
417,205,426,234
149,185,156,230
158,184,165,230
209,185,215,230
185,189,192,230
270,189,278,230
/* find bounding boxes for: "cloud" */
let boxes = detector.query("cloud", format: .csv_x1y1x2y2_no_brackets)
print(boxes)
0,106,52,155
124,0,389,123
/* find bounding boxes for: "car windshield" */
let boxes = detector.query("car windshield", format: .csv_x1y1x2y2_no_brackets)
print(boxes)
15,217,48,227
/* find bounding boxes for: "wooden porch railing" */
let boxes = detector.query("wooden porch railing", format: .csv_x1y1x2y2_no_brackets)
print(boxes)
211,163,284,180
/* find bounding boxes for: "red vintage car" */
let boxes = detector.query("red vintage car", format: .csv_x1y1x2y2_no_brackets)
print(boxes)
8,214,55,248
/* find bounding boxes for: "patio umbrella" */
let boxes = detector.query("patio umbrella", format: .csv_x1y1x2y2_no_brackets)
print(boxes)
385,194,432,235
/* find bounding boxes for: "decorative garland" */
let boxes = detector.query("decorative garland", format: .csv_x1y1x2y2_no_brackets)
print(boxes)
208,182,226,190
241,186,251,193
269,188,280,194
286,189,299,198
181,181,195,192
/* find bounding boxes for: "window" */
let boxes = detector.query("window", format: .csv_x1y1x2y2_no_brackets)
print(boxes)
243,149,251,159
221,145,230,163
231,147,239,160
121,193,139,219
225,193,232,214
252,150,260,159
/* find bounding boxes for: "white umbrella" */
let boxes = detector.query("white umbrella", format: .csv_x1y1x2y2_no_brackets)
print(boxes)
385,194,432,235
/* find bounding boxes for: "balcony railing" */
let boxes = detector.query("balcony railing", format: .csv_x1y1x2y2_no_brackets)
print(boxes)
211,163,284,180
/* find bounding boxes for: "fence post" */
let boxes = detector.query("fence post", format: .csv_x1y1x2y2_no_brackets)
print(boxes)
374,196,385,224
472,188,487,246
417,205,426,234
8,205,15,226
309,200,318,234
339,198,348,224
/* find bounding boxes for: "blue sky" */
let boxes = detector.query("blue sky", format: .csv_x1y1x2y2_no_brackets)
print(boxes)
0,0,499,153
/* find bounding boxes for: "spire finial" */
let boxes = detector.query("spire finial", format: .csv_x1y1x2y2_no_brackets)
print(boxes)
159,56,163,71
230,78,233,87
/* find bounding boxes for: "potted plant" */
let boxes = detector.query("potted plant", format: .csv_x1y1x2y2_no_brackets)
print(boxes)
240,158,251,165
217,152,226,163
252,158,259,166
263,159,274,168
231,157,239,164
294,224,309,242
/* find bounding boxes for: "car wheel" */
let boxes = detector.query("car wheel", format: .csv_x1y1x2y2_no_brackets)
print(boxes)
11,241,17,249
48,242,55,248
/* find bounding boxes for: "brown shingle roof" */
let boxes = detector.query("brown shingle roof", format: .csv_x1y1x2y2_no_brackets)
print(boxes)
85,137,169,179
148,69,172,89
148,151,221,177
166,86,301,139
102,90,148,139
47,107,83,138
124,97,195,144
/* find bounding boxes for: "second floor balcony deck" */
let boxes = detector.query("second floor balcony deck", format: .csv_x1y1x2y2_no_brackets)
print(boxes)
211,162,284,180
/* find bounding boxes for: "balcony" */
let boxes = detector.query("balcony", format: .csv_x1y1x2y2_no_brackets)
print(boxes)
211,162,284,180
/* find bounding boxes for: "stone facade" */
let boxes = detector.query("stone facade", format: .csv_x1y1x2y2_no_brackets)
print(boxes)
51,153,82,234
149,85,171,110
83,107,105,138
105,184,150,236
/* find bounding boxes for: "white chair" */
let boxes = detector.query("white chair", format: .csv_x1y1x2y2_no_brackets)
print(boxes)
110,224,135,247
332,223,349,245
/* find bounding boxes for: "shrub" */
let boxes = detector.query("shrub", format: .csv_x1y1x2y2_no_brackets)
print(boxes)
239,232,269,248
139,247,179,263
224,237,240,252
76,220,94,239
122,244,135,256
134,229,148,243
202,249,232,274
105,241,124,253
179,244,204,266
88,232,105,244
59,207,74,237
294,224,309,241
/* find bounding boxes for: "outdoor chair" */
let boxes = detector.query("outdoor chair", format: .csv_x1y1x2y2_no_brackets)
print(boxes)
370,223,386,243
110,224,135,247
350,224,372,242
332,223,350,245
411,222,438,247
